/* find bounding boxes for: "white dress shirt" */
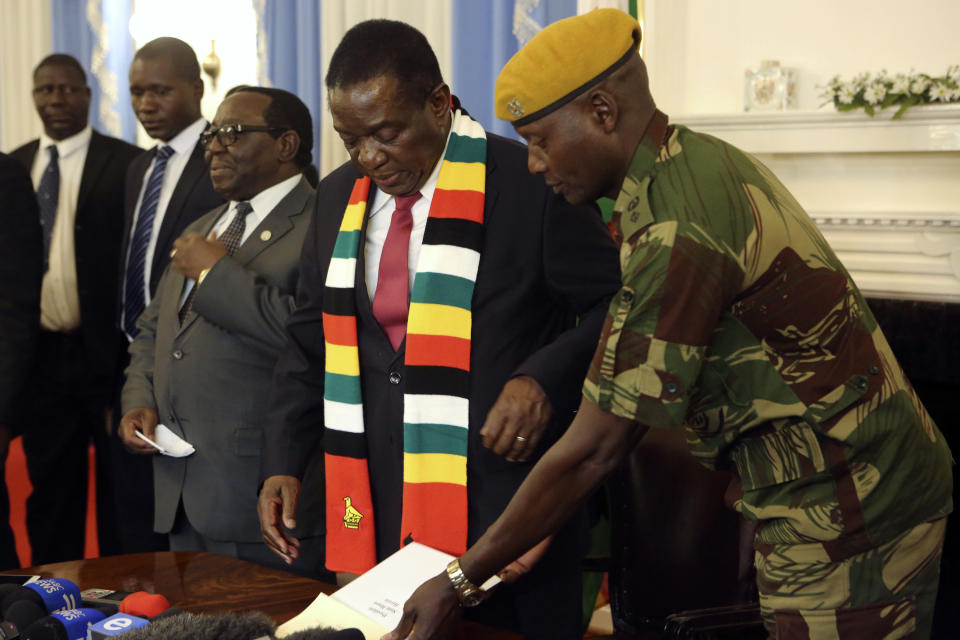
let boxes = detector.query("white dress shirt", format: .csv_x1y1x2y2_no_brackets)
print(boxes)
127,117,208,305
31,125,91,332
179,173,302,306
365,127,452,300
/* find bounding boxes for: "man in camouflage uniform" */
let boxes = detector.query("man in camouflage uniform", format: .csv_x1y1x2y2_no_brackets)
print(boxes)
387,9,953,640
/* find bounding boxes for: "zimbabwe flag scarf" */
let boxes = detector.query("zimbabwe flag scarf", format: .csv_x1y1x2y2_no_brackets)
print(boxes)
322,109,486,573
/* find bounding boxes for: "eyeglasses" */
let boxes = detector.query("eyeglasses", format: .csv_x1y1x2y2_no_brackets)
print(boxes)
200,123,287,148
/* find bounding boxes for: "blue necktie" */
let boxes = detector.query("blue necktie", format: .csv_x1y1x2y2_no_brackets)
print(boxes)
37,145,59,268
124,145,174,338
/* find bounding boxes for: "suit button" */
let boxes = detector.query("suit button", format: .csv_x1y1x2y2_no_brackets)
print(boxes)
389,371,401,385
172,350,183,360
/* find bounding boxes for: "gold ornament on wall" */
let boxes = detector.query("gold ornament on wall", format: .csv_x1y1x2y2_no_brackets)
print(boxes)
202,40,221,90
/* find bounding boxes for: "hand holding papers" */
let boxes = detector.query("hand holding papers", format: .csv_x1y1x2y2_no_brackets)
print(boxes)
134,423,195,457
275,543,501,639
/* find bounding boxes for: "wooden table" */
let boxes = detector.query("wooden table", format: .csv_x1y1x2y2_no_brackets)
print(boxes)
4,551,525,639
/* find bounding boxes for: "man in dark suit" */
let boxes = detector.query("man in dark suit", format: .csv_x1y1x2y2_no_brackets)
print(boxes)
119,87,323,574
112,37,224,554
0,153,43,569
257,21,620,639
9,54,140,563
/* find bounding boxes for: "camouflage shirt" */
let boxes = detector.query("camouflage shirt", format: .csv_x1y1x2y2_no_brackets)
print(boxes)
583,110,953,558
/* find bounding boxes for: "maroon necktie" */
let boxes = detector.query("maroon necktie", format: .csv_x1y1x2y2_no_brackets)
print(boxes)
373,193,421,351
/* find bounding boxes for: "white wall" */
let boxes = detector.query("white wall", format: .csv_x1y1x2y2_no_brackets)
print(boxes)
645,0,960,115
0,0,51,151
642,1,960,302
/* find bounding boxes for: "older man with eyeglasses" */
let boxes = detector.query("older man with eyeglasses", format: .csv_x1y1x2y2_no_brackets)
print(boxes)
117,86,326,575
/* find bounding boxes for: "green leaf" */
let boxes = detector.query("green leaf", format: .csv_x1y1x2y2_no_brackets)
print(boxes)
865,104,875,116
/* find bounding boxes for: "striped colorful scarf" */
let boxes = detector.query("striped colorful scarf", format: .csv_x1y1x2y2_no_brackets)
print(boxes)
322,110,486,574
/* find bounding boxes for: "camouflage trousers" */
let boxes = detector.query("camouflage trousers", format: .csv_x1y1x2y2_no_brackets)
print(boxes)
756,517,946,639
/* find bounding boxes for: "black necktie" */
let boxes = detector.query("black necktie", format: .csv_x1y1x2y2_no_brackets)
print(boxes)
37,145,59,268
179,201,252,323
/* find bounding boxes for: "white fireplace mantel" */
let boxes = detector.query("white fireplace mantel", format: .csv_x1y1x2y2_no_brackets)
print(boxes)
675,104,960,155
674,105,960,303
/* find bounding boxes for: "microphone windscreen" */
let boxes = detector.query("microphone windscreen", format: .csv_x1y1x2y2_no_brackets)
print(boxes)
4,598,46,629
0,583,20,601
120,611,275,640
286,628,367,640
117,591,169,618
1,579,80,616
22,608,107,640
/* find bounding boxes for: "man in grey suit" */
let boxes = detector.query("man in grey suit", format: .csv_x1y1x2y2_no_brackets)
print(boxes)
118,86,321,573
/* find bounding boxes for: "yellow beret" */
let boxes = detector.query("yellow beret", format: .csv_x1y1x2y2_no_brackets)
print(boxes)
495,8,641,126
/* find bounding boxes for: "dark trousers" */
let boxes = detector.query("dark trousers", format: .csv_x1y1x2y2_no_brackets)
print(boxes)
0,454,18,569
169,502,331,581
21,331,117,564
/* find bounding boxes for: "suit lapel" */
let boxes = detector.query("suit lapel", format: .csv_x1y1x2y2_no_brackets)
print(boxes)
231,177,310,266
173,203,225,337
76,131,109,216
152,140,206,275
124,149,152,220
12,140,40,173
175,178,311,336
482,146,499,227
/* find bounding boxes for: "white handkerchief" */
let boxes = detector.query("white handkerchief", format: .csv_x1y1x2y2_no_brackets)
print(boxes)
154,424,196,457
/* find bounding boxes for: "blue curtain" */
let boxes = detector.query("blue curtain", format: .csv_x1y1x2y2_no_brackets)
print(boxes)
51,0,137,143
452,0,577,139
257,0,323,170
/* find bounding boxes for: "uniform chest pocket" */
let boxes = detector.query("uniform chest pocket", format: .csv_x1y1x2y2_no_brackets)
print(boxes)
729,420,827,491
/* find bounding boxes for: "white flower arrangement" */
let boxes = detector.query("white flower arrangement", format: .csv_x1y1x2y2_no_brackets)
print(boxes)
820,66,960,118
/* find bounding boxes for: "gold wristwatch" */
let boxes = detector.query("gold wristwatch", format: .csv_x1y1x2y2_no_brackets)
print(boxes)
446,558,486,607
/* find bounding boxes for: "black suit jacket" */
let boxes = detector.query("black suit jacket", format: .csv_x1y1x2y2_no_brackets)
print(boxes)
0,153,42,428
121,140,224,303
263,132,621,554
11,131,141,379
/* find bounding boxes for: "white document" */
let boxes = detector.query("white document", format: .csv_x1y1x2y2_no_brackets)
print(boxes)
275,542,500,640
135,424,195,457
275,593,388,639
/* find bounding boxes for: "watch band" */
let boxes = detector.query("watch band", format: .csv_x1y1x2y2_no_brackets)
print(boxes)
446,558,486,607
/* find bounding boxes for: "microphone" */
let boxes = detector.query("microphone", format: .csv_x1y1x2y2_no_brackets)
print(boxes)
106,610,364,639
0,585,20,603
86,608,184,640
87,613,149,639
0,599,46,638
78,590,133,615
20,608,106,640
0,580,80,618
117,593,169,619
